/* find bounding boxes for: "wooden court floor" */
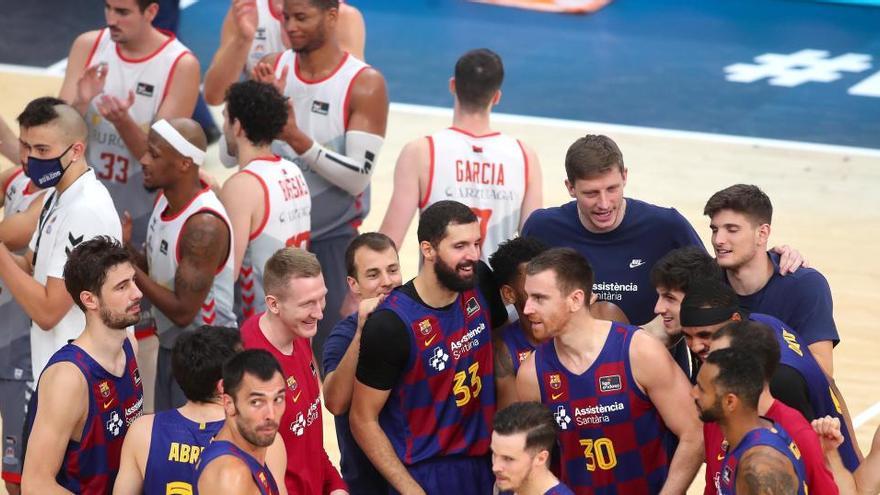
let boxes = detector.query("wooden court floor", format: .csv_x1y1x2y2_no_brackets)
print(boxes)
1,71,878,494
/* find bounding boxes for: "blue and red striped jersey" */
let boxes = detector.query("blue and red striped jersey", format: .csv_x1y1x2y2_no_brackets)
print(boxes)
500,319,535,375
27,339,143,494
194,440,279,495
749,312,860,471
143,409,224,494
535,323,674,494
715,423,808,495
379,287,496,465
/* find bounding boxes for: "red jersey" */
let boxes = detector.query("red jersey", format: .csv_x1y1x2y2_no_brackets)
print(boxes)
703,399,838,495
241,314,346,495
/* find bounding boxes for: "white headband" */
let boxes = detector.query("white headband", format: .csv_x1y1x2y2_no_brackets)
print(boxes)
151,119,206,166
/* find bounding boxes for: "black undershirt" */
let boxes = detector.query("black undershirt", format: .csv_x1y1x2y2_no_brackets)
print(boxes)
356,261,507,390
769,364,816,420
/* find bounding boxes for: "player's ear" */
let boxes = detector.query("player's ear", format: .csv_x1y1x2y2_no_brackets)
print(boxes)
756,223,771,246
499,284,516,306
568,288,585,312
565,179,576,199
620,167,628,186
448,77,456,98
346,275,359,295
144,2,159,22
80,290,100,311
534,449,549,468
420,240,435,262
492,89,502,107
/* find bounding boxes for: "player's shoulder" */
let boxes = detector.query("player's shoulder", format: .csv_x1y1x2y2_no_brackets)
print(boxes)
72,29,105,53
330,312,360,338
198,452,254,489
628,197,690,226
38,360,87,396
523,201,577,231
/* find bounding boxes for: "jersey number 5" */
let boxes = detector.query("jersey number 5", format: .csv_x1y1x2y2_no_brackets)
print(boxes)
579,438,618,471
97,153,129,183
453,362,483,407
164,481,193,495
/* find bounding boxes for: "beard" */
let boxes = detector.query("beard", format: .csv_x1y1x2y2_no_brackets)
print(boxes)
434,255,476,292
697,398,724,423
235,414,278,448
99,303,141,330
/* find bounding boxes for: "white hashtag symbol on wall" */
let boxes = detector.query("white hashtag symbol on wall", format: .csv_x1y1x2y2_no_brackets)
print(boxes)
725,49,872,87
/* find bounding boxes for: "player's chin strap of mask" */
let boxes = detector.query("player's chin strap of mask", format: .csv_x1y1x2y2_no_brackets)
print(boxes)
298,130,384,196
151,119,206,166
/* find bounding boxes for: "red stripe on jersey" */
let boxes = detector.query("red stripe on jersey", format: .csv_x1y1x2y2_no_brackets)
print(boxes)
295,52,350,84
115,30,177,64
84,29,106,70
343,66,369,130
240,170,271,241
161,51,192,106
419,136,435,209
517,139,529,195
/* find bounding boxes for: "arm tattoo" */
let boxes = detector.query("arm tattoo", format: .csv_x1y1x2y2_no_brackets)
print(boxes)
494,339,515,379
175,213,228,297
738,448,799,495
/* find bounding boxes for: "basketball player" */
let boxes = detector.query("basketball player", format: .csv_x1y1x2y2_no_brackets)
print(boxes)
489,236,628,408
219,80,311,319
516,248,703,494
59,0,199,250
492,402,575,495
521,135,805,328
0,98,121,381
323,232,401,494
704,184,838,376
114,326,289,494
204,0,365,106
649,246,724,381
253,0,389,364
379,49,542,262
350,201,508,495
698,319,838,494
813,416,880,495
240,247,347,494
123,118,235,411
677,281,861,471
693,348,808,495
0,157,50,495
194,349,285,495
21,236,143,493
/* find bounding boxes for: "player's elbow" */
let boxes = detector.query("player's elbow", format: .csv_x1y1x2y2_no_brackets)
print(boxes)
33,311,65,331
203,78,225,106
169,306,200,328
338,174,371,197
324,387,351,416
21,471,54,495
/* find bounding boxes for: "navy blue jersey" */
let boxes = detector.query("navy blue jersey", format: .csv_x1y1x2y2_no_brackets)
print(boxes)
322,312,388,494
545,481,577,495
499,319,535,375
749,312,859,471
522,199,703,325
716,423,807,495
535,323,675,494
194,440,279,495
143,409,223,494
26,339,143,494
735,252,839,346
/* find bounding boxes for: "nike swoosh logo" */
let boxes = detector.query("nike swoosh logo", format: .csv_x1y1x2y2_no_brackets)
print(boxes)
717,452,724,461
551,392,564,400
292,391,302,403
103,399,115,409
629,260,645,268
424,334,439,347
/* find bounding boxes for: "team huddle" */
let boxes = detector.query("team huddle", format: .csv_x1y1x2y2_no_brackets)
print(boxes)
0,0,877,494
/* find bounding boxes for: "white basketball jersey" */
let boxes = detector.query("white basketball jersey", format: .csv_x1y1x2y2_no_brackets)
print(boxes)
0,171,45,380
239,155,311,318
423,128,528,262
146,186,236,348
84,29,191,247
245,0,287,77
272,51,369,241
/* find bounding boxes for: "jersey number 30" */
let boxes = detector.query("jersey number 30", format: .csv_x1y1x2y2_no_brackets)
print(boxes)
579,438,618,471
453,362,482,407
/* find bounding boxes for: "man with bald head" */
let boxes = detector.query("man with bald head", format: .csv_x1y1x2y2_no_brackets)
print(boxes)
123,117,236,411
0,97,121,384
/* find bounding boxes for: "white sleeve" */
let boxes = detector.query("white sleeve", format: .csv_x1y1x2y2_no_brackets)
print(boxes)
299,130,384,196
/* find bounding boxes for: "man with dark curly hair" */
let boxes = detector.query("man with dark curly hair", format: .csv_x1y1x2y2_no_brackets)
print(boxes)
219,80,312,319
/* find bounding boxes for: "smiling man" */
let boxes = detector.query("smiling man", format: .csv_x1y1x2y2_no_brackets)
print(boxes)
240,246,347,495
350,200,507,495
704,184,838,377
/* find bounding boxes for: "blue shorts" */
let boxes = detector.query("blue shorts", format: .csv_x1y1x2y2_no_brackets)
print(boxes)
393,455,493,495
